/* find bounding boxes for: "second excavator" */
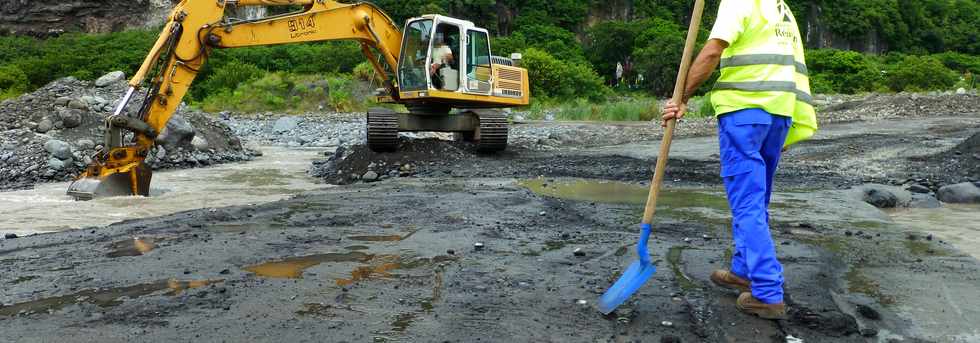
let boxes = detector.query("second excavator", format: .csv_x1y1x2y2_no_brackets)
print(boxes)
67,0,529,200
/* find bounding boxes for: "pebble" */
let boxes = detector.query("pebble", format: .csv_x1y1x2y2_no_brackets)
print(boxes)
4,233,18,239
573,248,585,257
660,320,673,327
576,299,588,305
474,242,485,251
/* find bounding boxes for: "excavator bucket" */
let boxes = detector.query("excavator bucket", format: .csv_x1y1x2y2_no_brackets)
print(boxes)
67,163,152,201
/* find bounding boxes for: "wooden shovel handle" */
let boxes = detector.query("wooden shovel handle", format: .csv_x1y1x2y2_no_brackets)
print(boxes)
642,0,707,224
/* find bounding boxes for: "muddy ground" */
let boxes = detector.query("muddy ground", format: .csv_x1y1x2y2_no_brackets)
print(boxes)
1,99,979,342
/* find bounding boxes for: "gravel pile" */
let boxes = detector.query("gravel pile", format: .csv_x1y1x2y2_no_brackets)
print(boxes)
222,113,365,148
818,91,979,122
0,72,255,191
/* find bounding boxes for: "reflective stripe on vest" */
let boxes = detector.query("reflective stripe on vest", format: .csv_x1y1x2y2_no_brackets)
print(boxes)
719,54,808,75
713,81,814,105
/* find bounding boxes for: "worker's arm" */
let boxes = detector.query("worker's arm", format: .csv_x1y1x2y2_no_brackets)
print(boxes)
661,38,729,126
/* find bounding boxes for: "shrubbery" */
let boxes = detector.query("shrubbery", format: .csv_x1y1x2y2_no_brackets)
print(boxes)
521,48,610,102
805,49,882,94
200,72,369,113
0,65,29,101
884,55,959,92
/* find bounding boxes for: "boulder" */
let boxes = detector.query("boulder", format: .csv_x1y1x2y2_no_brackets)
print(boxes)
273,116,301,133
36,118,53,133
155,114,195,150
58,109,82,128
67,98,88,110
854,184,912,208
191,135,209,151
362,171,379,182
43,139,72,160
906,184,931,194
47,157,64,170
909,194,941,209
95,71,126,87
55,97,72,106
937,182,980,204
76,139,95,150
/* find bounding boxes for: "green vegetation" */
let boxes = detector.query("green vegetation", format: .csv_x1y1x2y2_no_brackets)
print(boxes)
0,0,976,118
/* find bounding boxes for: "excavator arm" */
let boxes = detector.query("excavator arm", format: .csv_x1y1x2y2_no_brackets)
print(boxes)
67,0,404,200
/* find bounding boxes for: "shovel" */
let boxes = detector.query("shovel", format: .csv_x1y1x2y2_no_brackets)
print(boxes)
597,0,707,315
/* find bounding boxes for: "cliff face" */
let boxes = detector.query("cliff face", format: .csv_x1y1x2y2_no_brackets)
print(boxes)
0,0,175,36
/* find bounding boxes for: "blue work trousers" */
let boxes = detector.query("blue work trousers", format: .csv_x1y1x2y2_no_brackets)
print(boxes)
718,108,791,304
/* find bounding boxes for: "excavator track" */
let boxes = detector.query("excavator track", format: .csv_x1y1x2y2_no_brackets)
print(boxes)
471,110,509,152
367,108,399,152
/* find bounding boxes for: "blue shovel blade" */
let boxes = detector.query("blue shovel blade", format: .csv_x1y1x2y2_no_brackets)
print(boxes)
597,260,657,315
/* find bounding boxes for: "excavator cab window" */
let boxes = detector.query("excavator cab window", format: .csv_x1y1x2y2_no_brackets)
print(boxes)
431,23,461,91
465,29,493,94
398,19,433,92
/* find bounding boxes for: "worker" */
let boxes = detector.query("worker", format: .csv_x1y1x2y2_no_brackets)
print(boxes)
430,32,455,89
661,0,817,319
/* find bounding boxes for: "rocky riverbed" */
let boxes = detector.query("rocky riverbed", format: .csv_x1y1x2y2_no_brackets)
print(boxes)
0,73,256,191
0,88,978,342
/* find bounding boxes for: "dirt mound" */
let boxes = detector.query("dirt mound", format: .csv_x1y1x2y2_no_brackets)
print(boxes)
310,138,475,184
820,92,979,122
0,73,255,191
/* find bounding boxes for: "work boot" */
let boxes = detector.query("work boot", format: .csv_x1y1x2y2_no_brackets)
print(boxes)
736,292,787,320
710,270,751,292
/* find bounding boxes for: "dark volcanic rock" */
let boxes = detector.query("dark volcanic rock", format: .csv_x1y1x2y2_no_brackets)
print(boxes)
937,182,980,204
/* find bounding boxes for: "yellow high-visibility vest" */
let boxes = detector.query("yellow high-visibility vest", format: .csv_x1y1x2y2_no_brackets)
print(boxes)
710,0,817,147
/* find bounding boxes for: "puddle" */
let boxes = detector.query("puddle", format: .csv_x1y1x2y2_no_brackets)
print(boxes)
887,204,980,259
520,178,730,210
243,252,373,279
348,228,419,242
0,279,221,316
337,255,402,287
106,237,157,258
667,246,699,291
391,312,418,332
0,146,324,236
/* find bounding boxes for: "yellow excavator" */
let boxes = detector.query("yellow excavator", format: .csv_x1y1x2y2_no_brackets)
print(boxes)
67,0,530,200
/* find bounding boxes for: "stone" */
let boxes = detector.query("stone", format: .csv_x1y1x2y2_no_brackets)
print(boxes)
855,184,911,208
361,171,379,182
191,136,209,151
909,194,941,208
906,184,931,194
95,71,125,87
937,182,980,203
47,157,64,170
36,118,53,133
76,139,95,150
55,97,72,106
573,248,585,257
4,233,17,239
273,116,301,133
44,139,72,160
474,242,485,251
855,304,881,320
58,109,82,128
155,114,195,150
67,99,88,110
956,87,967,95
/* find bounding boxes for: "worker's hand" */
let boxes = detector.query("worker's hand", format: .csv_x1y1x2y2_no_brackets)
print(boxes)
661,100,687,127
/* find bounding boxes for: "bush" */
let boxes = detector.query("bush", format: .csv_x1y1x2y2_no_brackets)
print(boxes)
805,49,882,94
199,72,368,113
0,65,29,100
884,55,958,92
632,18,686,96
353,62,377,82
521,48,610,102
197,62,265,96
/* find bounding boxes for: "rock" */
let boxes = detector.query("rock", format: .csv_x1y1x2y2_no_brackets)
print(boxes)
76,139,95,150
43,139,72,160
55,96,72,106
36,118,53,133
906,184,931,194
909,194,941,208
95,71,126,87
47,157,64,170
58,109,82,128
474,242,485,251
660,321,673,327
67,99,88,110
860,327,878,337
4,233,17,239
273,116,301,133
573,248,586,257
937,182,980,203
156,114,195,150
361,171,379,182
191,136,209,151
855,304,881,320
956,88,967,95
855,184,911,208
